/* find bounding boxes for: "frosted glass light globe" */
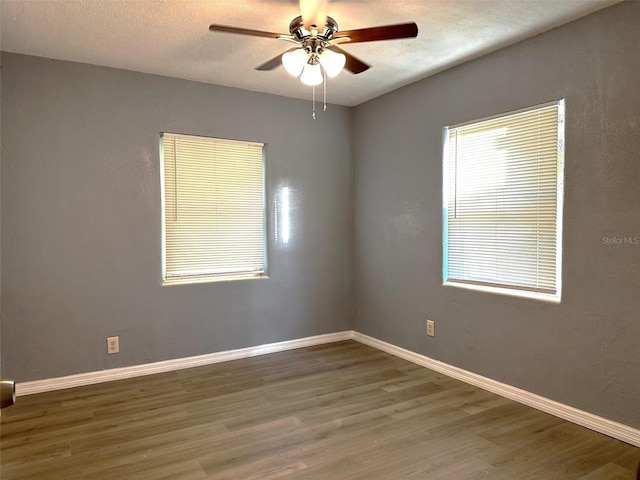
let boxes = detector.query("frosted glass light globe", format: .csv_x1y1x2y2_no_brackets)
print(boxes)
282,49,309,77
300,63,323,86
319,49,346,78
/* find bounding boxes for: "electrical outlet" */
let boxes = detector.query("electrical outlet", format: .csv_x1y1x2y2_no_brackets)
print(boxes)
426,320,435,337
107,336,119,354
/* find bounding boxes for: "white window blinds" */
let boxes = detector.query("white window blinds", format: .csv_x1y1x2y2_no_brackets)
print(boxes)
161,133,266,283
443,101,564,298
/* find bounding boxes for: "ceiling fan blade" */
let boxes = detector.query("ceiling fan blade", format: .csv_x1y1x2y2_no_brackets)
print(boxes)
209,24,283,39
333,22,418,43
328,45,370,74
255,48,297,71
300,0,327,30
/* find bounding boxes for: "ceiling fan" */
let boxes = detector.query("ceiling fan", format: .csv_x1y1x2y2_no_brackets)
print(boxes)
209,0,418,86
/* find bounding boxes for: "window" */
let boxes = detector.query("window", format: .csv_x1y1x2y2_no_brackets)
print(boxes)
160,133,266,284
443,101,564,301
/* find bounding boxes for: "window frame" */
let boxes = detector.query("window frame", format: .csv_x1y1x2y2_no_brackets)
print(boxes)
442,100,565,302
160,132,268,285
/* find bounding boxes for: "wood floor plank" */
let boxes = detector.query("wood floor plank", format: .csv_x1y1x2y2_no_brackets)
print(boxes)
577,462,636,480
1,340,638,479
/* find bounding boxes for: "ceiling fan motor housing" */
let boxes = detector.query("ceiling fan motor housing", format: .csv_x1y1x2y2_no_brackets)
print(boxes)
289,15,339,58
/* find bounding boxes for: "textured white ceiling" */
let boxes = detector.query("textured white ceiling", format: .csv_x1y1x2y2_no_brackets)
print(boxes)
0,0,621,106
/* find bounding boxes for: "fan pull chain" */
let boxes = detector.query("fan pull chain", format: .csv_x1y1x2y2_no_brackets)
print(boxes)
323,69,327,111
312,84,316,120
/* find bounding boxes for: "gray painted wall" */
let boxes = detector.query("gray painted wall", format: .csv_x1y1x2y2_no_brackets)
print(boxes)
353,2,640,429
1,53,352,381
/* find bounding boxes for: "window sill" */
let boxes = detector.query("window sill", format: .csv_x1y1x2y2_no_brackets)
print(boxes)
443,281,561,303
163,274,268,286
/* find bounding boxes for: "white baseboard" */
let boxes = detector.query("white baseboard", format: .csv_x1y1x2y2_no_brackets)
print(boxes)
352,331,640,447
16,331,353,396
15,329,639,447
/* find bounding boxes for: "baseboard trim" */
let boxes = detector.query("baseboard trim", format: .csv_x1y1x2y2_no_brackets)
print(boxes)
352,331,640,447
16,331,354,396
15,329,639,447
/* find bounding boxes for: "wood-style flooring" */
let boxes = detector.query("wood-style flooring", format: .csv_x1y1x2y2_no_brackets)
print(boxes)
1,340,638,479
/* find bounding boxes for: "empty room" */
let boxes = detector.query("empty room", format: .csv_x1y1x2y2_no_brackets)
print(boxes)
1,0,639,478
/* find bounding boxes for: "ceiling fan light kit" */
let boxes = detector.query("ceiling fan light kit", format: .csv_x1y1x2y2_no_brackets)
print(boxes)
284,47,345,85
209,1,418,117
280,16,346,85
